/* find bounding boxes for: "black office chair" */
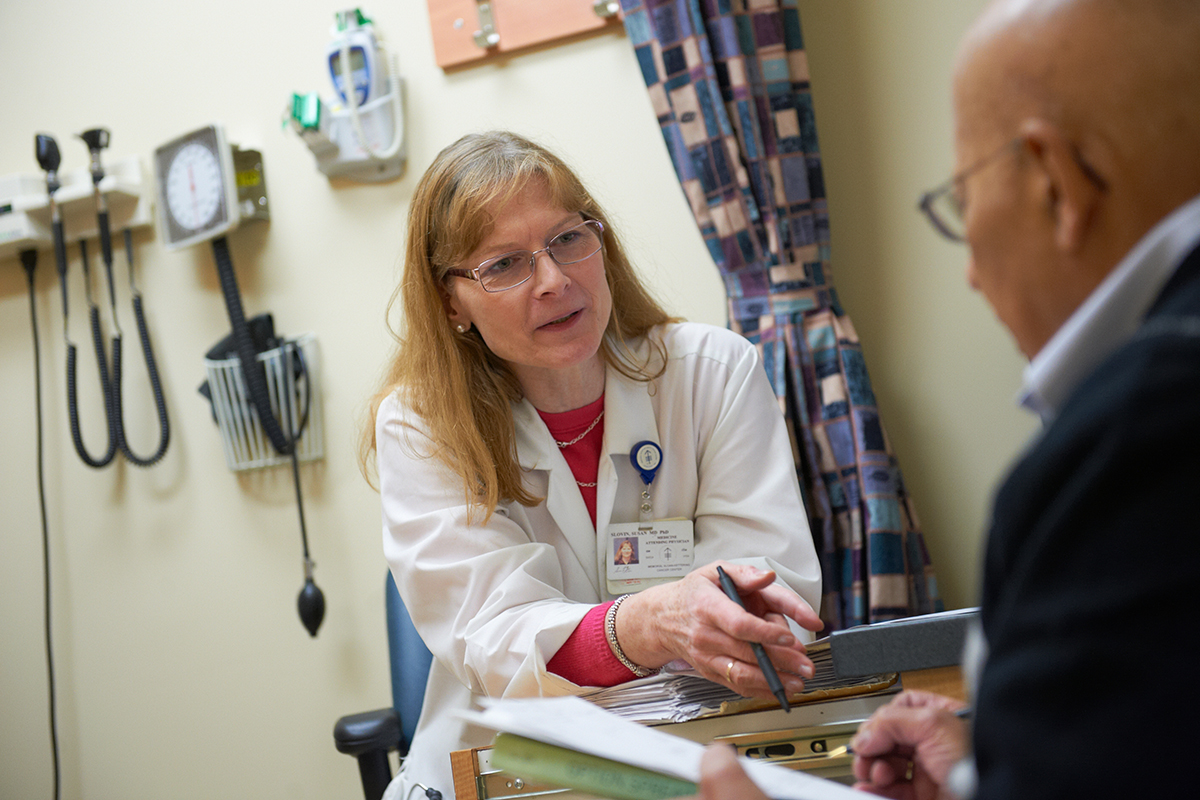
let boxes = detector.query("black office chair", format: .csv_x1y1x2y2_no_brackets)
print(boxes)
334,572,434,800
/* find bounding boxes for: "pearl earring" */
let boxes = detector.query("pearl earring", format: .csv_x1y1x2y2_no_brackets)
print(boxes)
455,323,467,334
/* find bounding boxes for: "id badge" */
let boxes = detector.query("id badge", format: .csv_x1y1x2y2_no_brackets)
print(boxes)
605,519,694,595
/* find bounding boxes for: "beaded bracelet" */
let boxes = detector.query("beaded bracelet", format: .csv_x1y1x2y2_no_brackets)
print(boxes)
604,594,657,678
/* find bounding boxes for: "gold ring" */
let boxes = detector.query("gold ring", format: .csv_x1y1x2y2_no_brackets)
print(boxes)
725,660,735,682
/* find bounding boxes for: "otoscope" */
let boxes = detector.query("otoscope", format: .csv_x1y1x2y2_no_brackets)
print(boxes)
77,127,170,466
79,128,119,322
36,133,118,469
34,135,68,327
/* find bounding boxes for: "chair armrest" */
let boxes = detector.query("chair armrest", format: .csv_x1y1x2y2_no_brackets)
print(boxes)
334,708,402,756
335,708,402,800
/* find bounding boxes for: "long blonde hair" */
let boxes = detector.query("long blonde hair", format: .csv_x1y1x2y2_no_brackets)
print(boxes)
361,131,676,518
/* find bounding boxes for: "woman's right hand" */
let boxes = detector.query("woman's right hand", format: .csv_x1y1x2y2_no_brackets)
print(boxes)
613,561,823,700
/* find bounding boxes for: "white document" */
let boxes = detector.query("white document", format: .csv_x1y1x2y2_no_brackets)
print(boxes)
459,695,871,800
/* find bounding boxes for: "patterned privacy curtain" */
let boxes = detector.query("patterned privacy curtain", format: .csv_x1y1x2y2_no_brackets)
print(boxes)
620,0,941,629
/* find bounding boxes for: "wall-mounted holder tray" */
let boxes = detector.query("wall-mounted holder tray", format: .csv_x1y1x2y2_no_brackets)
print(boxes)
0,155,154,263
204,333,325,472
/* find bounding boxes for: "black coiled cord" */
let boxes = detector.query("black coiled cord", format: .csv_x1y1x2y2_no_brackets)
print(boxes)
211,235,293,455
113,230,170,466
66,232,171,469
210,236,325,635
66,290,118,468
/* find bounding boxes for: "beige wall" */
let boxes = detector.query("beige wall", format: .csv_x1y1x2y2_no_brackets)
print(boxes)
0,1,1033,798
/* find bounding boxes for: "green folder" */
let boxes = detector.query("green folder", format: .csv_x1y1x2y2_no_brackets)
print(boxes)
489,732,698,800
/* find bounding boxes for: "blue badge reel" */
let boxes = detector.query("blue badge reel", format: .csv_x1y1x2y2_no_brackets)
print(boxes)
631,440,662,485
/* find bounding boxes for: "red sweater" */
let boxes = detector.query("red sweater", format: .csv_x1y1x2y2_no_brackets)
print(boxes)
537,397,639,685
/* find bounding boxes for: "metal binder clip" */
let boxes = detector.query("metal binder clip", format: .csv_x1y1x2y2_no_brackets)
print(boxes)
473,2,500,49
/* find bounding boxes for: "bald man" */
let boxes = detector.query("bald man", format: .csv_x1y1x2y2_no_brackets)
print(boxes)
688,0,1200,797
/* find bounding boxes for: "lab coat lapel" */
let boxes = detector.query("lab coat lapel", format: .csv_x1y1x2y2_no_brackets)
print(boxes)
513,398,603,597
595,344,663,585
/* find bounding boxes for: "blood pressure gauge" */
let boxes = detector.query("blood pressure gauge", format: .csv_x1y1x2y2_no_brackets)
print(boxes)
154,124,268,250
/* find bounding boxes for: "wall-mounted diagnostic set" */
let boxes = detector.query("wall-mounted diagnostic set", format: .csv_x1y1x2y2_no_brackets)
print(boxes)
287,8,405,182
1,129,170,470
10,130,173,789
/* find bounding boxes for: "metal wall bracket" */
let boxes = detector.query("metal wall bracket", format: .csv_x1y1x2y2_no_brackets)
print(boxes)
592,0,620,18
231,147,270,223
473,2,500,49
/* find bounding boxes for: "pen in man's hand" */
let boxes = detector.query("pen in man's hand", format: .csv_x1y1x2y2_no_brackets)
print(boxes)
830,706,973,758
715,566,791,712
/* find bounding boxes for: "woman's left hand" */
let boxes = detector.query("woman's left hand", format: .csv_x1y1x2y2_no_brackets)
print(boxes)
615,561,823,700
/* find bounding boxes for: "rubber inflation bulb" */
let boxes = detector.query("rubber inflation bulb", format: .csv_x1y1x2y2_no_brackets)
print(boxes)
298,577,326,637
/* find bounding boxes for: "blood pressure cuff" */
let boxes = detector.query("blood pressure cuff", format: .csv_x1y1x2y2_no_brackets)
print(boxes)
197,313,279,420
203,313,279,360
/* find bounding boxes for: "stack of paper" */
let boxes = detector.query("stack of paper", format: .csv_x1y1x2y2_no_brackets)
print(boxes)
578,640,895,723
581,670,742,722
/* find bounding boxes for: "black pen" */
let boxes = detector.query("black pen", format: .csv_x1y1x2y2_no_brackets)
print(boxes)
715,566,791,712
832,706,973,758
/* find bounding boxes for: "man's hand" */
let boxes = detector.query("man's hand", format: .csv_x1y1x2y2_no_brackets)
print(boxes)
688,743,769,800
851,690,969,800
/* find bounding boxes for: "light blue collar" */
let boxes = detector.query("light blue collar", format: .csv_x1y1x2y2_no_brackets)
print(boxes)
1020,193,1200,423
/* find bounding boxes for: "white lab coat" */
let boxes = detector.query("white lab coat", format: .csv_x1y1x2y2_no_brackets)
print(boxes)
376,322,821,800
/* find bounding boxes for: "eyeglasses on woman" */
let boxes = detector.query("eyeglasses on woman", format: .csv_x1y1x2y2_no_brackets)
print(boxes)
445,219,605,293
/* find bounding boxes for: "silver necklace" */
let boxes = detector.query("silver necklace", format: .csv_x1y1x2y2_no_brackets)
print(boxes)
554,409,604,448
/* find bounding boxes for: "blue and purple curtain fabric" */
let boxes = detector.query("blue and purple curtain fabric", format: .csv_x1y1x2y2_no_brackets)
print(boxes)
620,0,941,629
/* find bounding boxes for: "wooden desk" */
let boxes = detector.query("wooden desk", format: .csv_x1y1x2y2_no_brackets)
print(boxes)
900,665,967,703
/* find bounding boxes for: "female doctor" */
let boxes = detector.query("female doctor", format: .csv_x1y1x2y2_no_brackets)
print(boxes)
363,131,823,800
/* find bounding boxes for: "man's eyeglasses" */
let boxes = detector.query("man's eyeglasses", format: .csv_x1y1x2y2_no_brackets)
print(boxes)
918,137,1023,243
919,136,1108,243
445,219,605,293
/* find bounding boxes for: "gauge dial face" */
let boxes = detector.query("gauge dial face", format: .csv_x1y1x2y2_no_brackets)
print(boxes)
164,142,224,231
